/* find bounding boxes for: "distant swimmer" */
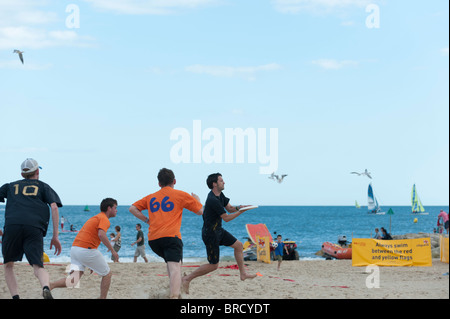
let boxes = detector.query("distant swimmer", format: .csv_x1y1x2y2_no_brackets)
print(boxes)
13,50,24,64
350,169,372,179
269,172,288,184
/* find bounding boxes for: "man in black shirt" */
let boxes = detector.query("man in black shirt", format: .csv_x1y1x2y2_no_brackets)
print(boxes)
182,173,256,294
0,158,62,299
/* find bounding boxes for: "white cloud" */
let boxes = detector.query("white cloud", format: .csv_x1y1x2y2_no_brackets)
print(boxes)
0,27,95,50
312,59,359,70
273,0,374,14
185,63,282,80
0,1,95,50
0,1,57,27
83,0,220,15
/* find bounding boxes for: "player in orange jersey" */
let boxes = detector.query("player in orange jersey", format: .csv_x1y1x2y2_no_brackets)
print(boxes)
129,168,203,299
50,198,118,299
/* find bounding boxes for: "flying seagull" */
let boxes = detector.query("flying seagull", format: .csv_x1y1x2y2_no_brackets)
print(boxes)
13,50,24,64
269,172,288,184
350,169,372,179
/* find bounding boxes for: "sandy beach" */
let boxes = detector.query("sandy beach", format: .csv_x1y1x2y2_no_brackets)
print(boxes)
1,259,448,299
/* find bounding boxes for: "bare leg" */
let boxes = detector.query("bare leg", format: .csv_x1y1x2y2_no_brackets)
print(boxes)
50,270,84,290
167,261,182,299
32,265,54,298
99,271,112,299
4,262,19,297
33,265,50,288
231,241,257,281
182,263,219,294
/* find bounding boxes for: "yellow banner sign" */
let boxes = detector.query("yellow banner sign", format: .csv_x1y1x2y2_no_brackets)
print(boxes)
352,238,432,267
256,236,271,264
440,235,449,264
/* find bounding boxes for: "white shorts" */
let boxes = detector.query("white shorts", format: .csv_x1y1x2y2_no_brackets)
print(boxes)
134,245,146,258
70,246,110,277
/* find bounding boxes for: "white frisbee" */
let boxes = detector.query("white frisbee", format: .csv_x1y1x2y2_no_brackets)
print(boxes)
238,205,259,212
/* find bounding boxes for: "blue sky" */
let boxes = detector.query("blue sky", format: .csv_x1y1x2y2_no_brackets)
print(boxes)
0,0,448,207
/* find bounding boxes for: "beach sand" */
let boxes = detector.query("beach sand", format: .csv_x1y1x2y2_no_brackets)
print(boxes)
0,259,448,299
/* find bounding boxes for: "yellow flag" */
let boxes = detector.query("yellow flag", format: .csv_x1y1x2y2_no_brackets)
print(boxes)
256,235,271,264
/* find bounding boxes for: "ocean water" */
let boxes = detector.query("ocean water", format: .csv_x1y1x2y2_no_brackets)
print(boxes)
0,205,448,264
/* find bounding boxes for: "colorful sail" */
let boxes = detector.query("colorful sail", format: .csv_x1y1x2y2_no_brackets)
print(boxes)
355,200,361,209
411,184,426,214
368,183,382,214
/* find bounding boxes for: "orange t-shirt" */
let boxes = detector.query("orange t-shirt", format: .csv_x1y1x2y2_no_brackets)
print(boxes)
72,213,111,249
132,187,202,241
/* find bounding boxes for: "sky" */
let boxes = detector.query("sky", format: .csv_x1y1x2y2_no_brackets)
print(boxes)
0,0,448,207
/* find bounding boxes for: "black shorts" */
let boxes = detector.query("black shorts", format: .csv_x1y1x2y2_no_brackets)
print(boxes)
2,224,45,267
149,237,183,263
202,228,237,265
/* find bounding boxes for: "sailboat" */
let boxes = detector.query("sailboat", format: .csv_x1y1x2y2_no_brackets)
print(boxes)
411,184,428,215
368,183,384,215
355,200,361,209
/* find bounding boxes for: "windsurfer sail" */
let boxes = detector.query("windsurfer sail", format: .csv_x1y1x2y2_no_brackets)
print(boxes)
368,183,384,214
411,184,428,215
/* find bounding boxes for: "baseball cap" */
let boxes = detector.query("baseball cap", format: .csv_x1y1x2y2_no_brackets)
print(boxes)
21,158,42,174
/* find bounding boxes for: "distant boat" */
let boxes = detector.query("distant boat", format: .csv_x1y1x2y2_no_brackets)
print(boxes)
355,200,361,209
83,205,90,212
368,183,384,215
411,184,428,215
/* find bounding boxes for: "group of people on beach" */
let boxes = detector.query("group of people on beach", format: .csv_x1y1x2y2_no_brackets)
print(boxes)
373,227,393,240
0,158,256,299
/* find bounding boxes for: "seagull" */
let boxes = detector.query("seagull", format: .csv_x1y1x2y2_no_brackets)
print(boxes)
350,169,372,179
13,50,24,64
269,172,288,183
276,174,288,183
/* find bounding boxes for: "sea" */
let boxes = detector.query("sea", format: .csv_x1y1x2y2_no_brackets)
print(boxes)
0,205,448,264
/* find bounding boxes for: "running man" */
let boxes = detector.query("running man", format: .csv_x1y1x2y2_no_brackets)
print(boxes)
50,198,119,299
0,158,62,299
129,168,203,299
182,173,256,294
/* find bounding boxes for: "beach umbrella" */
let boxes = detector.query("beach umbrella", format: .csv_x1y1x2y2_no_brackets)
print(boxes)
387,208,394,234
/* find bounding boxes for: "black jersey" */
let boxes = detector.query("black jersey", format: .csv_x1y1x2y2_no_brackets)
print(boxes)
202,191,230,233
0,179,62,236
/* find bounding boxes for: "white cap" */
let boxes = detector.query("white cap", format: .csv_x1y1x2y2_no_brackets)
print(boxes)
21,158,42,174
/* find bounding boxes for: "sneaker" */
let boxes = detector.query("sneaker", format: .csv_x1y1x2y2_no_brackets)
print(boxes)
43,287,53,299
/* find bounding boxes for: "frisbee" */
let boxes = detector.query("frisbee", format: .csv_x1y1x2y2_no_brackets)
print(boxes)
238,205,259,212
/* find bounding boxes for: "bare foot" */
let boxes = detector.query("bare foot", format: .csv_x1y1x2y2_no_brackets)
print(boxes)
181,273,190,295
240,272,257,281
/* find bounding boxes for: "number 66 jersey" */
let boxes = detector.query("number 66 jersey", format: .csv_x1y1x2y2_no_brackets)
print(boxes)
132,187,202,241
0,179,62,236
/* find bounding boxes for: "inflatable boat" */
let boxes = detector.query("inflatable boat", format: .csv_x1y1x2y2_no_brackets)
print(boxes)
321,242,352,260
